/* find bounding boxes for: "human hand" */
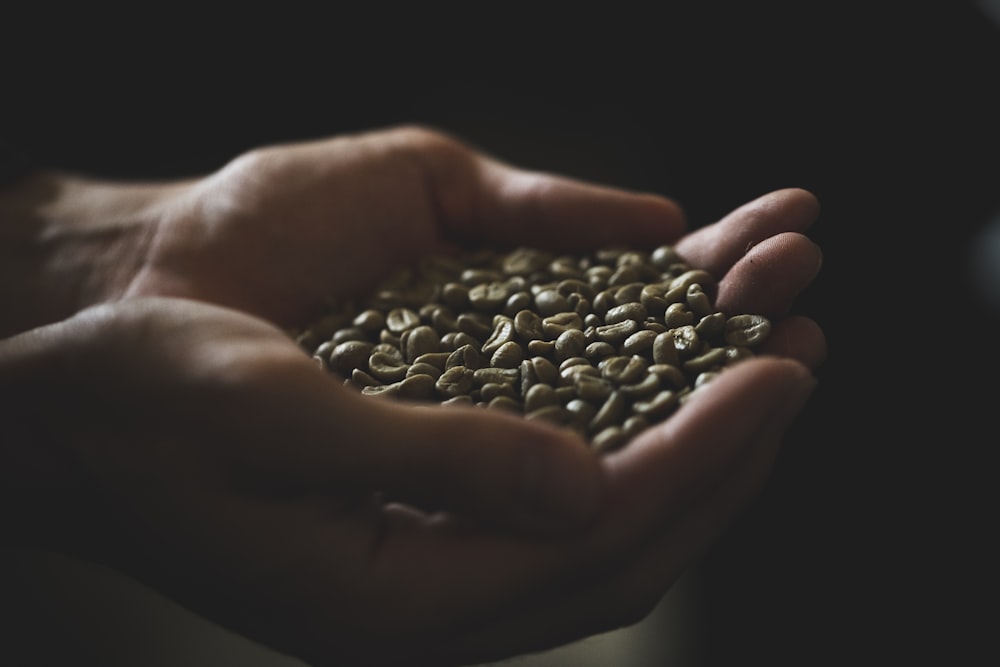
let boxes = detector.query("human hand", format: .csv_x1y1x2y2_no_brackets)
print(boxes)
1,126,825,665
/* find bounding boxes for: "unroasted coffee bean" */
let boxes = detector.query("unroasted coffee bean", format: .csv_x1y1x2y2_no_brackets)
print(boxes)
490,341,525,369
296,243,775,454
724,314,772,347
328,340,375,376
386,307,420,334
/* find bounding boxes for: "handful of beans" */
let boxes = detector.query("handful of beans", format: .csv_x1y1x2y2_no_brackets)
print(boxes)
294,245,770,453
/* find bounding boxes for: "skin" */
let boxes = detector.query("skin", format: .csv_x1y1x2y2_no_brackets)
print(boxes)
0,125,825,666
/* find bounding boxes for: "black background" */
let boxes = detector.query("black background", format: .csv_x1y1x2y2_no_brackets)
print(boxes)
5,2,999,664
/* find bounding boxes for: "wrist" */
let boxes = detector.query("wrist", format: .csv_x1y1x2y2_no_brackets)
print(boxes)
0,171,179,337
0,322,95,550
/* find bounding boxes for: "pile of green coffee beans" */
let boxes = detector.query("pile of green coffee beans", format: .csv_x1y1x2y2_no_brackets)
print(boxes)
293,245,771,453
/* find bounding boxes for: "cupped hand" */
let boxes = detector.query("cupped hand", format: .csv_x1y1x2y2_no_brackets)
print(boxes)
6,126,826,665
123,125,688,326
123,124,823,366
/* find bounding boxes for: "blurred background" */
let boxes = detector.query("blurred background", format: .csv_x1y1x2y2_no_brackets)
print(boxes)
3,2,999,664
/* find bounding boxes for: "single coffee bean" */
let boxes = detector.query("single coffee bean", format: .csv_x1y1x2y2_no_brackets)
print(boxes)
332,326,369,344
386,307,421,334
446,343,485,370
327,340,375,376
683,347,727,375
413,351,451,370
469,281,510,311
686,283,713,318
503,247,552,275
436,366,476,397
491,340,525,369
588,390,627,433
663,302,695,328
695,311,726,340
441,282,471,309
542,311,584,338
457,312,493,340
596,319,638,344
554,328,587,362
632,389,680,419
488,395,522,412
724,314,772,347
401,325,440,363
480,382,518,402
474,367,521,386
368,351,410,383
504,291,534,317
604,302,647,326
407,362,443,380
524,382,559,412
353,309,386,334
618,372,661,399
622,329,657,356
513,309,545,341
482,316,516,356
592,426,629,453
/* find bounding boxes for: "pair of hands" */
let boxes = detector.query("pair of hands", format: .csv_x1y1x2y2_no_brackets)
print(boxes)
1,126,825,666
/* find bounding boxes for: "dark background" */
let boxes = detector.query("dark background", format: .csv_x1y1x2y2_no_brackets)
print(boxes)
5,2,999,664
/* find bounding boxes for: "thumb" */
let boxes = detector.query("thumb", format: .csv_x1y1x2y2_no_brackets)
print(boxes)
357,397,606,535
240,367,606,535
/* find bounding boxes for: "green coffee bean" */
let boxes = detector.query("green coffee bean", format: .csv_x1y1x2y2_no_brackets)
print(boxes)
473,367,520,386
588,390,627,433
724,314,772,347
296,242,775,454
524,383,559,412
469,281,510,311
386,307,420,334
543,312,584,338
532,289,568,317
368,351,410,383
514,309,545,340
353,309,386,334
407,362,443,380
436,366,475,397
632,389,680,419
482,316,516,356
457,312,493,340
622,329,657,356
604,302,647,326
596,319,638,344
328,340,375,376
592,425,628,453
490,341,525,369
413,351,451,370
601,355,647,385
488,395,522,412
480,382,517,402
554,329,587,362
401,325,440,363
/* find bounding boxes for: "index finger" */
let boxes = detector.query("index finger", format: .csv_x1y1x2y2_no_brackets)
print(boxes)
471,162,687,252
402,127,687,251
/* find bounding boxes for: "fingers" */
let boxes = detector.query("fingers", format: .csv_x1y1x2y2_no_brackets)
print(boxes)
674,187,820,276
424,357,818,664
470,163,688,251
359,398,606,534
597,357,816,547
396,126,687,250
759,315,827,370
256,367,605,535
714,230,823,316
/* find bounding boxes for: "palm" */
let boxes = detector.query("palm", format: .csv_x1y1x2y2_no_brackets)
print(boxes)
49,126,828,665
